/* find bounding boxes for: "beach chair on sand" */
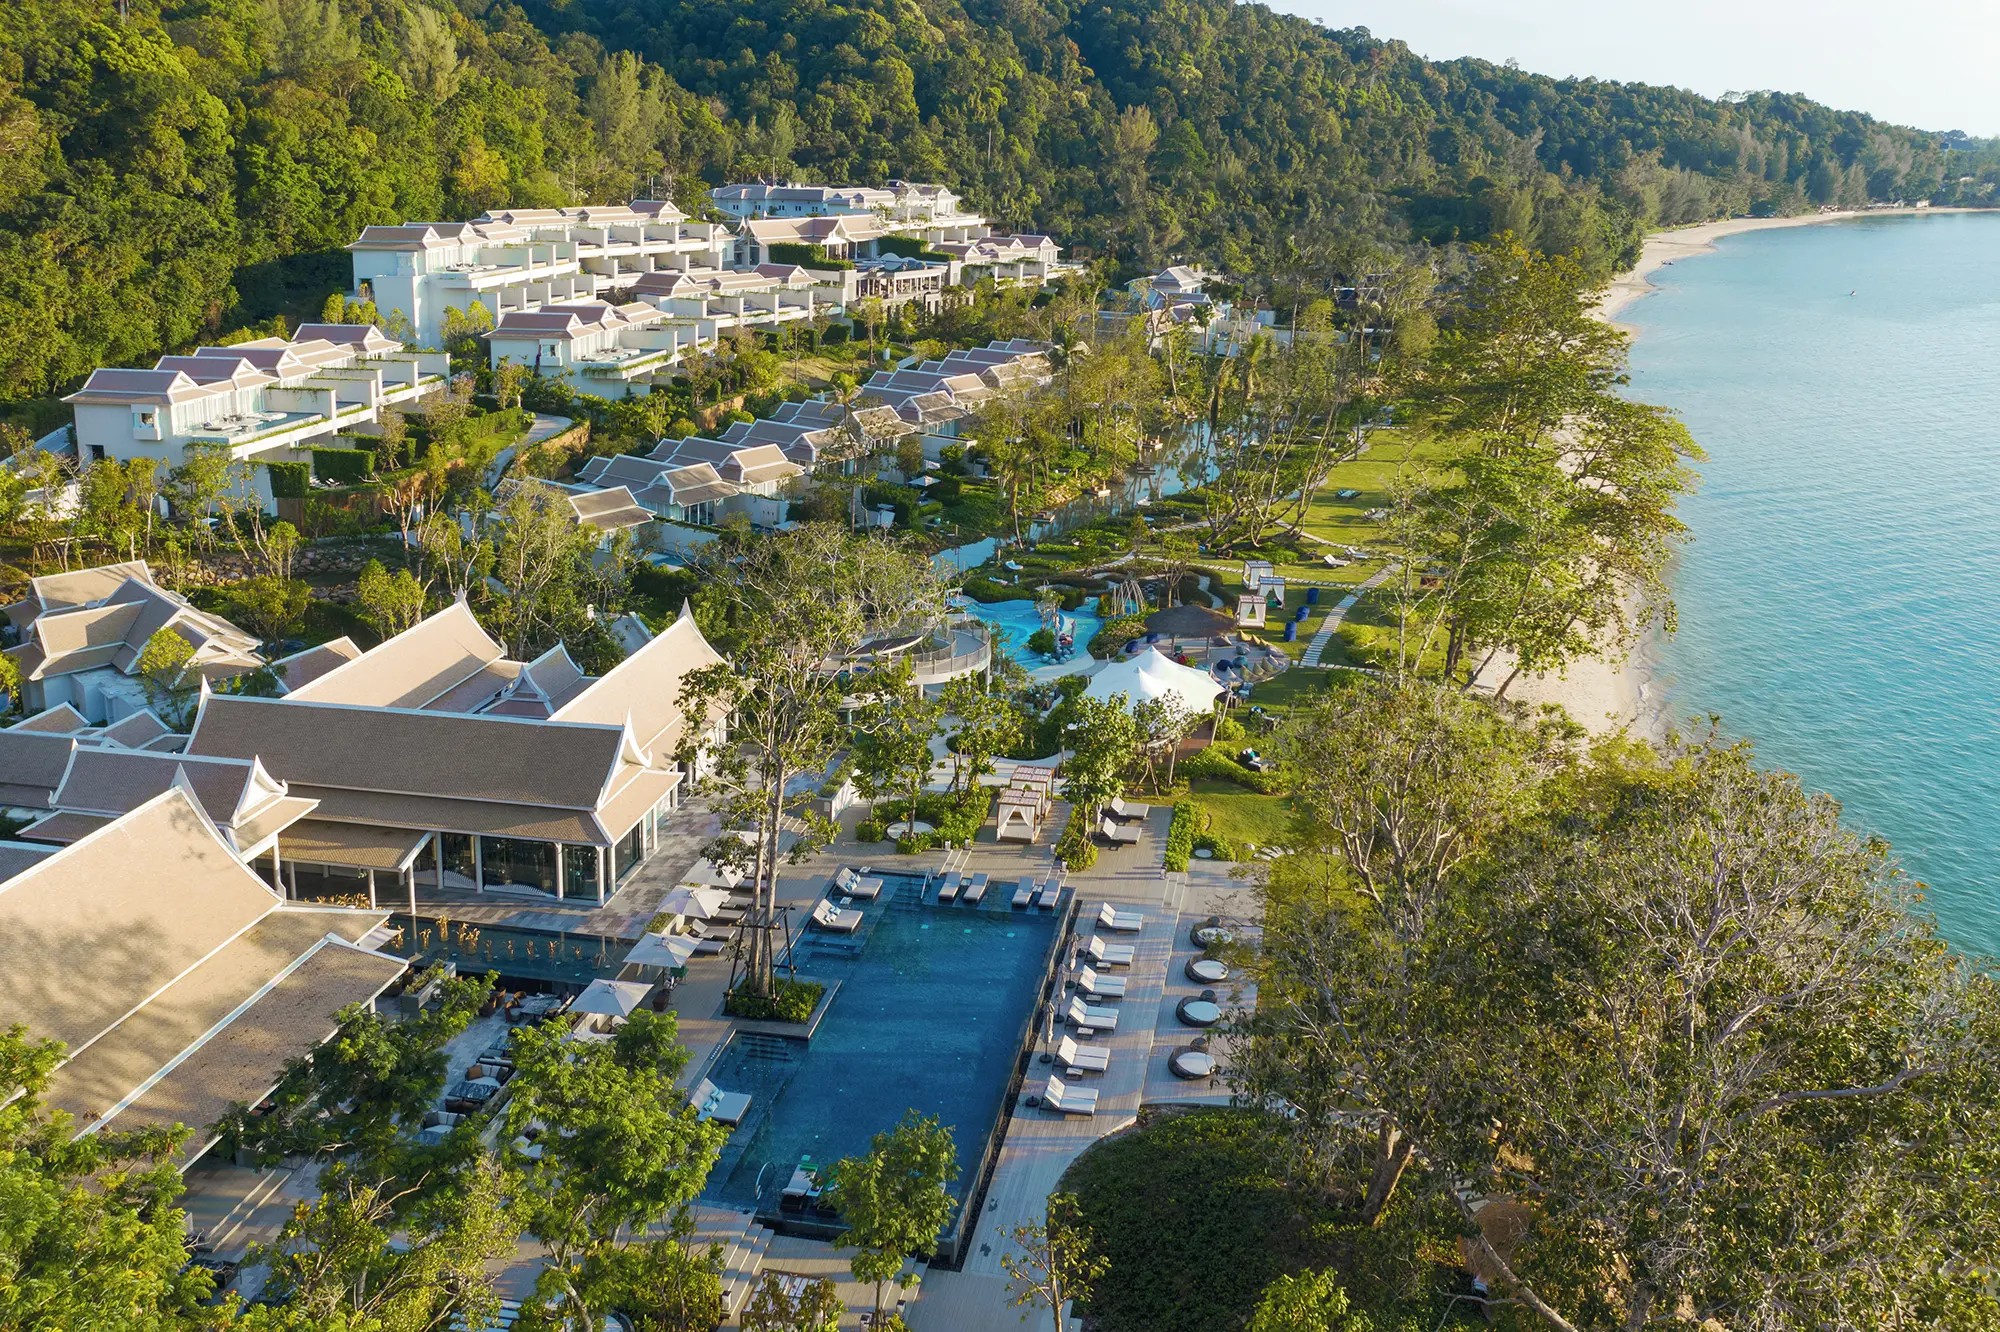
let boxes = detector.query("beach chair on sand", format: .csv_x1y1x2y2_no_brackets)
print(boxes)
1066,996,1118,1032
1097,903,1144,933
1077,965,1127,999
1011,879,1035,908
961,872,990,905
1057,1035,1111,1073
811,899,863,933
1043,1075,1099,1116
1087,935,1135,967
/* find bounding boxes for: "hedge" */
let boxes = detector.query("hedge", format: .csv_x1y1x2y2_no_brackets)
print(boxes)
308,446,374,485
1183,745,1284,794
723,977,823,1023
1164,800,1197,872
767,241,854,270
263,460,311,499
877,235,951,262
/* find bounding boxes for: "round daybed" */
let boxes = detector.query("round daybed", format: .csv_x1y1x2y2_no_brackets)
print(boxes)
1190,919,1235,950
1177,991,1221,1028
1170,1044,1217,1080
1185,956,1229,985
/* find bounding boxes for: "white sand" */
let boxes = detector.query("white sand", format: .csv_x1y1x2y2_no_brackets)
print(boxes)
1482,209,1952,736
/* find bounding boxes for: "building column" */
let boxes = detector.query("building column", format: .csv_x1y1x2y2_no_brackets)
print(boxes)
597,846,607,906
472,837,484,894
602,842,615,905
406,867,417,919
433,832,445,895
285,861,298,899
554,843,566,901
269,845,283,895
366,870,377,911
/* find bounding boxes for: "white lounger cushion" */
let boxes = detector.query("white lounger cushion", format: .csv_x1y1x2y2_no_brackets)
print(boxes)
1077,965,1127,998
1097,904,1144,932
1087,935,1135,966
1057,1035,1110,1072
1043,1075,1099,1114
1067,997,1117,1030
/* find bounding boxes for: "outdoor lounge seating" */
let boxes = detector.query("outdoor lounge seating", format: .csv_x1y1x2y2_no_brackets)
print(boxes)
1107,796,1149,822
1042,1075,1099,1116
1076,965,1127,998
961,871,990,904
1011,879,1035,908
1057,1034,1111,1073
1087,935,1136,967
691,1077,753,1126
1098,904,1144,933
833,867,884,900
811,899,864,933
1033,877,1059,909
1186,956,1229,984
1099,816,1142,846
1170,1039,1218,1080
1067,996,1118,1031
1178,990,1222,1027
935,873,961,904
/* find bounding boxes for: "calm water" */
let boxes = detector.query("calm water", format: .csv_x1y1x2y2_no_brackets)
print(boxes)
1627,213,2000,956
962,597,1104,660
700,878,1059,1213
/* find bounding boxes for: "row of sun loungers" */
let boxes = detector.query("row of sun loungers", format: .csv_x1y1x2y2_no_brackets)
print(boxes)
1009,875,1061,909
1087,934,1135,966
1043,1074,1099,1115
811,898,863,932
1098,903,1144,932
832,866,884,900
1099,816,1143,846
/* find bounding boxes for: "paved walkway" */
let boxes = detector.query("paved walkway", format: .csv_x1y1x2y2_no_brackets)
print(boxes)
1300,564,1395,667
484,412,573,487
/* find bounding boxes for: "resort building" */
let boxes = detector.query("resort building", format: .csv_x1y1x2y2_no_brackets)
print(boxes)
54,326,449,506
929,232,1070,287
3,561,264,723
348,203,731,346
628,265,828,335
567,455,742,528
565,435,803,542
482,299,703,399
0,786,404,1168
856,339,1055,446
709,180,980,234
182,600,729,911
716,398,916,470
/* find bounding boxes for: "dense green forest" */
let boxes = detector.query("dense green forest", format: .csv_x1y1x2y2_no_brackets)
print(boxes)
4,0,1996,409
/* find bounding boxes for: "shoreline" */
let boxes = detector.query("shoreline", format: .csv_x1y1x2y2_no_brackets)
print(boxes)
1498,205,1978,738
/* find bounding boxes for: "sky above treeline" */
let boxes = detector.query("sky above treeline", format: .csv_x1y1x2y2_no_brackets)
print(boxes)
1288,0,1998,137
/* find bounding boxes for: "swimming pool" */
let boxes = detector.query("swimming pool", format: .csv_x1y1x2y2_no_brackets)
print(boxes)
961,598,1103,662
699,876,1062,1229
385,915,625,990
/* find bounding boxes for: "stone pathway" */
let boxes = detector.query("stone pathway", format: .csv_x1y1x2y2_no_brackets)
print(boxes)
1300,564,1395,667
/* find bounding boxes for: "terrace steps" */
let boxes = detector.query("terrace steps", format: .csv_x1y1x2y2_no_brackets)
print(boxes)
692,1204,775,1316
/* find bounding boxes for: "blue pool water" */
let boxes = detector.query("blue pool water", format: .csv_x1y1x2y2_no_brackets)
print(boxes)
700,878,1060,1213
962,598,1103,661
1627,213,2000,956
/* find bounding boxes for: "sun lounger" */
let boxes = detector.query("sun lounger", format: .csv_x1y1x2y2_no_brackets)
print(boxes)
1033,877,1059,909
833,867,884,900
1043,1075,1099,1116
1066,996,1118,1032
1057,1035,1111,1073
1087,935,1135,967
1107,796,1149,822
1011,879,1035,908
961,872,990,904
1077,965,1127,998
1097,903,1144,933
811,899,864,933
1099,816,1142,846
936,873,961,904
691,1077,752,1126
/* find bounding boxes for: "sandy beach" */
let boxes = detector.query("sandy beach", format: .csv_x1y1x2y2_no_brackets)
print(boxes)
1484,207,1964,737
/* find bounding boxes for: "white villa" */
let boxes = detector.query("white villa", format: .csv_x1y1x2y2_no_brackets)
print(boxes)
709,180,980,233
347,201,731,347
55,325,448,506
482,299,699,399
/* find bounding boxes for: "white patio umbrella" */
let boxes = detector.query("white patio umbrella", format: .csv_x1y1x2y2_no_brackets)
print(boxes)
659,885,732,920
685,858,745,888
570,978,653,1018
627,932,700,969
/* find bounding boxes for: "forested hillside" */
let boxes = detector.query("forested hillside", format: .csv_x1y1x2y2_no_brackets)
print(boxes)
3,0,1994,407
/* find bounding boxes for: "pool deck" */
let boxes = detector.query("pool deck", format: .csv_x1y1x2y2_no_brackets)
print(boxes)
634,799,1263,1331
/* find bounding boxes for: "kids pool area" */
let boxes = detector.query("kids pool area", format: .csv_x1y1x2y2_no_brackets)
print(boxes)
698,875,1063,1228
960,597,1102,661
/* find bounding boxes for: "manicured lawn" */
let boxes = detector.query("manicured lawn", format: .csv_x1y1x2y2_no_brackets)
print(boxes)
1185,779,1293,855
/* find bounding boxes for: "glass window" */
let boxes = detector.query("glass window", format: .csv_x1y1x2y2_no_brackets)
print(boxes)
564,844,600,901
440,833,475,883
617,822,645,883
478,837,557,895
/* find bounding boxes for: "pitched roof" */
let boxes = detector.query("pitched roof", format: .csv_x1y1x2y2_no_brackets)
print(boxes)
551,612,726,762
23,562,155,616
0,731,75,808
283,601,503,709
7,703,89,735
43,747,308,843
270,638,363,693
0,789,283,1054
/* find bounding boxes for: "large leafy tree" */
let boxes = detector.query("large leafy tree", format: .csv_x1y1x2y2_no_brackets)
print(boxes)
0,1026,216,1330
827,1110,957,1323
503,1010,728,1329
674,524,947,996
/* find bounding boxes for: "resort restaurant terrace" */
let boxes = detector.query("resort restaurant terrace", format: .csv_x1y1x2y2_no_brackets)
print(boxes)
181,602,729,911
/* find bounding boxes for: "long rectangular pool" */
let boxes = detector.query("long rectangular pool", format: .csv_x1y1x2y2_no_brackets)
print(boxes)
699,877,1062,1223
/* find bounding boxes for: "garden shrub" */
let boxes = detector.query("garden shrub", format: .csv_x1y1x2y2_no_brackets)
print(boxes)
1212,714,1246,743
1026,627,1058,656
1184,745,1283,794
263,460,311,499
1055,818,1098,871
896,830,939,855
1194,832,1241,861
856,817,888,843
308,446,374,485
1092,614,1151,659
723,977,824,1023
1164,801,1198,872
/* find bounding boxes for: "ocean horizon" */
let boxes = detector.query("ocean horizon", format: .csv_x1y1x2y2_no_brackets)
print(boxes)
1626,211,2000,957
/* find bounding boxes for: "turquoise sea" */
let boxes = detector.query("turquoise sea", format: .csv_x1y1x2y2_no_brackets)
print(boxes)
1626,212,2000,957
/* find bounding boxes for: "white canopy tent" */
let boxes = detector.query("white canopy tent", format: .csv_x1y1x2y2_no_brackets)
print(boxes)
1082,647,1224,715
